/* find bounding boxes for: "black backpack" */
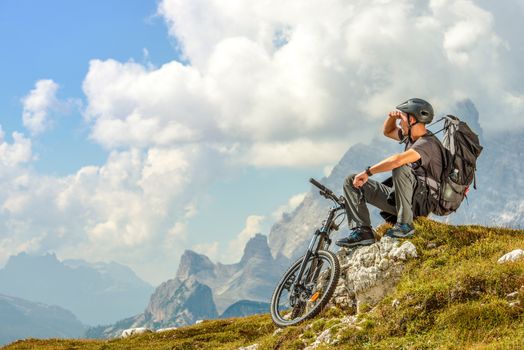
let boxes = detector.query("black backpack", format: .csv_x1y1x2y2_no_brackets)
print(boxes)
432,115,483,215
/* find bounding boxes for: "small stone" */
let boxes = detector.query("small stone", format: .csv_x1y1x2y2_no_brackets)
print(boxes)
509,301,521,308
340,315,357,325
121,327,152,338
498,249,524,264
506,291,519,300
392,299,401,308
238,344,259,350
156,327,177,333
272,328,283,336
304,329,332,350
427,242,437,249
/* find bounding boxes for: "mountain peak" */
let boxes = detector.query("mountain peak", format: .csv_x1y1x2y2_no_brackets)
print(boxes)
176,250,215,281
240,233,272,265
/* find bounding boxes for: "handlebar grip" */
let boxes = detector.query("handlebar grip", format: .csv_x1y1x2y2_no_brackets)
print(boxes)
309,178,327,192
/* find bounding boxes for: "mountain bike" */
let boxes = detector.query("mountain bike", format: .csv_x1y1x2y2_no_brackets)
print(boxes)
270,178,346,327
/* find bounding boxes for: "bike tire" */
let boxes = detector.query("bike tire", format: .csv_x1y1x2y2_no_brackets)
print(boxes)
270,249,340,327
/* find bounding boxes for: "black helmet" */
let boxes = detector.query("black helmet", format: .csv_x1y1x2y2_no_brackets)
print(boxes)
396,98,434,124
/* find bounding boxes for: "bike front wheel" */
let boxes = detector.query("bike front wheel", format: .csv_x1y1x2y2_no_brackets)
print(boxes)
270,249,340,327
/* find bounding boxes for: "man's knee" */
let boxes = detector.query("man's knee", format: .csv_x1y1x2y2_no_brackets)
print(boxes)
345,173,357,186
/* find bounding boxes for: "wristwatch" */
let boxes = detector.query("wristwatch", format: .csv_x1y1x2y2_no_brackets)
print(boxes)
365,166,373,176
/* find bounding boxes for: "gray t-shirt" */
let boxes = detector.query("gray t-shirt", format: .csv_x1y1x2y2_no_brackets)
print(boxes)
402,131,444,182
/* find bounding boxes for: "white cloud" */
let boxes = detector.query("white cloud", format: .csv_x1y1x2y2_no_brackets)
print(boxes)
271,192,307,222
0,145,210,284
191,241,219,262
245,139,347,168
22,80,59,135
0,128,32,167
223,215,265,263
81,0,524,169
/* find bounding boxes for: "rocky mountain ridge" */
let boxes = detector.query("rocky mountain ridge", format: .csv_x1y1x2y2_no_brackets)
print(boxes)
88,233,289,338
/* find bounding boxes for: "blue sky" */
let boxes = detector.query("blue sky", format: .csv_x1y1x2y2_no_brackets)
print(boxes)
0,0,175,174
0,0,522,285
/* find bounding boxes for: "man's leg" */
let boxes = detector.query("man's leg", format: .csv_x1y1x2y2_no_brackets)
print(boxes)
337,174,397,248
387,165,418,238
343,173,397,228
392,165,417,224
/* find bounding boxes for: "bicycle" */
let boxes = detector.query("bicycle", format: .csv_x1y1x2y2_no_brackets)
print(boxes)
270,178,347,327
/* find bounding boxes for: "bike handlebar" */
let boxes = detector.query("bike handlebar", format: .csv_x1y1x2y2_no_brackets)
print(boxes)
309,178,345,205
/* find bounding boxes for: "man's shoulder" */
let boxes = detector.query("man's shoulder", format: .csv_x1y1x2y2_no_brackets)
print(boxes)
415,132,441,147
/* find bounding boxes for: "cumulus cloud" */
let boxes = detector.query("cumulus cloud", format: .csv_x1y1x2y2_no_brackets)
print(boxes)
0,143,217,283
0,128,32,167
271,192,307,222
82,0,524,163
192,241,220,262
22,80,59,135
223,215,265,263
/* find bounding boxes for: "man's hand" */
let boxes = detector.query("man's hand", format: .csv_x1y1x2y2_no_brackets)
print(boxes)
384,111,407,141
388,110,407,120
353,171,369,188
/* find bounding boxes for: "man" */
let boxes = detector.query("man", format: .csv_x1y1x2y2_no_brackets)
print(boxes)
335,98,444,248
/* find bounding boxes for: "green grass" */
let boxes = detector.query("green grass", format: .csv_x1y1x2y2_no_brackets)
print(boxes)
3,219,523,350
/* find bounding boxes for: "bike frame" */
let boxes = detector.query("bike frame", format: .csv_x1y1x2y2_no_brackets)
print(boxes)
291,202,345,299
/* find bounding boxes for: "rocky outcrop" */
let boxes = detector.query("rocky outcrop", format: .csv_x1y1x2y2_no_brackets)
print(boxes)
329,237,418,312
86,277,217,339
177,234,289,314
144,277,218,326
176,251,216,281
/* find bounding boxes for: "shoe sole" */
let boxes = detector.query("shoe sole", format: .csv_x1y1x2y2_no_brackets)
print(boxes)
386,230,415,238
336,239,376,248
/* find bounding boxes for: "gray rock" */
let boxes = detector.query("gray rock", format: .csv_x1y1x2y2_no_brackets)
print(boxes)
329,238,418,312
238,344,259,350
497,249,524,264
304,328,333,349
156,327,177,332
121,327,152,338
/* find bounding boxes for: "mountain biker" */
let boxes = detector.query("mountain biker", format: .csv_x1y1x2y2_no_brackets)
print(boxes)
335,98,444,248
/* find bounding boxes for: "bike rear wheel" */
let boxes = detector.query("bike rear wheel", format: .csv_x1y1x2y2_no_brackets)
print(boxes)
270,249,340,327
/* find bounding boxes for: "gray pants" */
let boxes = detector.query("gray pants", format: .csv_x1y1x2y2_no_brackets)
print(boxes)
344,165,418,228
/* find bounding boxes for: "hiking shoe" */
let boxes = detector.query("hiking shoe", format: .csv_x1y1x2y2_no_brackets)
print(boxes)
335,226,376,248
385,223,415,238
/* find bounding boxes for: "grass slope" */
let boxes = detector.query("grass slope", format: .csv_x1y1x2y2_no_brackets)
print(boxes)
3,219,523,350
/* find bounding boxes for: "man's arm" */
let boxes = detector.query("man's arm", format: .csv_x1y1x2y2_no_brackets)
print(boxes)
383,111,404,141
352,149,421,188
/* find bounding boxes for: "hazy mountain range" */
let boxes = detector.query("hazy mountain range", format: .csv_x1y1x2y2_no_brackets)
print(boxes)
0,293,85,346
0,252,153,326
